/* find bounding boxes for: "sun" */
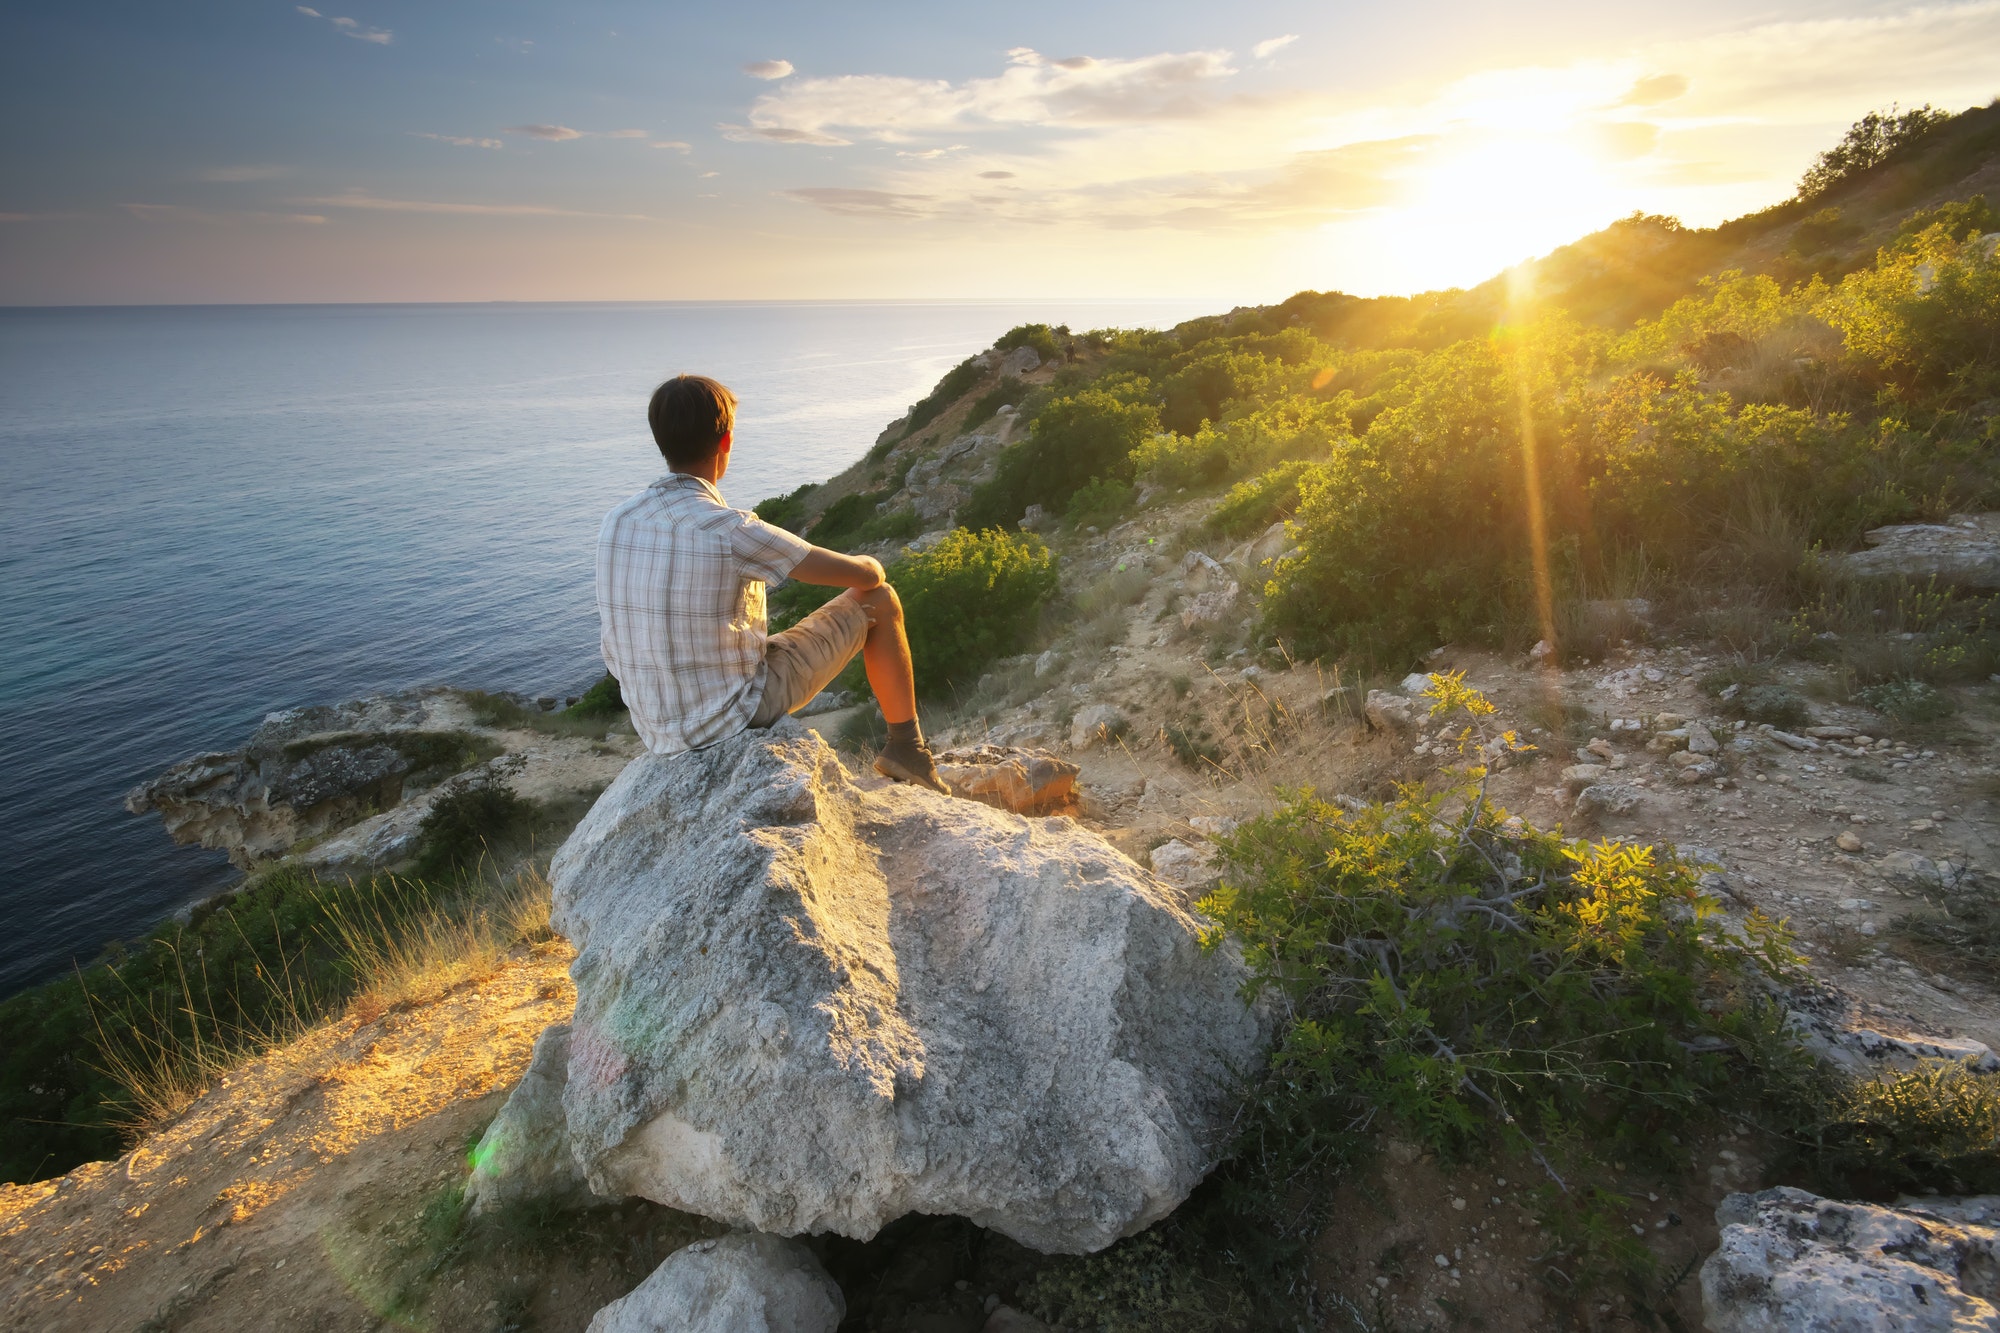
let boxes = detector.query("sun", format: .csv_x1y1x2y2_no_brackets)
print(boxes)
1320,123,1642,296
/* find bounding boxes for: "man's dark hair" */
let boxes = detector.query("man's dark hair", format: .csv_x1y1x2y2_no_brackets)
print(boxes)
648,375,738,469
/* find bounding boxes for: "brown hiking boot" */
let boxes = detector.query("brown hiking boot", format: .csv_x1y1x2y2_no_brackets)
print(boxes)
875,736,951,794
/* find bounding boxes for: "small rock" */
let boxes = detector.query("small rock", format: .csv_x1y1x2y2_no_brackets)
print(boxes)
1528,639,1554,663
1685,721,1719,755
1561,763,1609,794
1148,839,1220,892
1574,783,1642,818
585,1234,844,1333
932,745,1079,815
1401,672,1434,695
1653,713,1687,730
1033,650,1063,679
1069,704,1126,750
1365,690,1416,731
1880,849,1945,893
1836,831,1865,853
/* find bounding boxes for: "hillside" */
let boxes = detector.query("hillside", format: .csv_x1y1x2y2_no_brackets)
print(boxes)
4,99,2000,1333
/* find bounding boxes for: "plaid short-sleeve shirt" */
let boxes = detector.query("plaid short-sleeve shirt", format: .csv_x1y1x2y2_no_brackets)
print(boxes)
596,473,813,754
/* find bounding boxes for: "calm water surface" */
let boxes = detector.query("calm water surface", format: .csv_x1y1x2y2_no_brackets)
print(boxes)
0,299,1215,994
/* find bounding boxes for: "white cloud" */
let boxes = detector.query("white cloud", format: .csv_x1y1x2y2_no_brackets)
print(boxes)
199,165,289,182
651,140,693,152
121,203,326,224
605,128,650,139
1252,35,1298,60
295,6,391,44
412,132,505,149
783,187,934,217
505,124,584,141
738,45,1238,146
293,190,650,220
743,59,794,80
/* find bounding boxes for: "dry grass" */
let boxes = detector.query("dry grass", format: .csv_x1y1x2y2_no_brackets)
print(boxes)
91,870,556,1131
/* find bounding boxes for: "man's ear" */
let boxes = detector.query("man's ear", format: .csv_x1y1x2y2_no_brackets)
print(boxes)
717,430,734,455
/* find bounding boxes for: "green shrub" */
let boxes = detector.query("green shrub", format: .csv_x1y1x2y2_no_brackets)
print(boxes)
889,528,1058,696
1064,476,1130,527
806,491,920,549
1790,1061,2000,1198
1738,684,1812,728
959,391,1160,530
1797,105,1949,199
1891,195,1996,251
901,357,987,437
1860,677,1953,723
752,483,818,532
566,673,624,719
963,384,1016,429
1206,459,1315,540
412,770,536,879
996,322,1065,361
1820,223,2000,403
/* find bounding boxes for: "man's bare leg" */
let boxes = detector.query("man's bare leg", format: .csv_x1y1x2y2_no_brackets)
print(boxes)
845,584,947,792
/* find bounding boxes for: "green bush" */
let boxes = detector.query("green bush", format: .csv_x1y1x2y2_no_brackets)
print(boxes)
889,528,1058,696
900,357,987,438
412,770,536,879
1205,459,1315,540
1064,476,1130,527
1798,105,1949,199
566,673,624,719
805,491,920,549
1860,677,1953,723
996,322,1065,361
752,483,818,532
963,384,1016,429
958,391,1160,530
1820,222,2000,403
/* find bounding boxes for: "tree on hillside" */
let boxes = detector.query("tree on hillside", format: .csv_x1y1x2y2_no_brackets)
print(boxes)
1798,104,1950,200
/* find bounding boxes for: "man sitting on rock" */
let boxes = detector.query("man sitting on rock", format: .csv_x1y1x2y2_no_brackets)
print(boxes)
596,373,948,792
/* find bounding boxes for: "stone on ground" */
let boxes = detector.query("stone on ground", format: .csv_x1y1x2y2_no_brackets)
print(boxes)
1573,783,1642,818
585,1233,843,1333
1365,689,1415,731
1701,1187,1999,1332
932,745,1078,814
545,721,1267,1253
1068,703,1125,750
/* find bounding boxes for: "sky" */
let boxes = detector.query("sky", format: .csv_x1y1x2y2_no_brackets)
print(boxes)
3,0,1998,306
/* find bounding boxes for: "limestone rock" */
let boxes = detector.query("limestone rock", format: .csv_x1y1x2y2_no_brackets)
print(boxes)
796,690,854,718
1179,584,1239,631
1685,721,1719,755
932,745,1079,815
1034,649,1063,679
546,724,1268,1253
466,1024,592,1215
124,687,479,867
1881,850,1946,893
586,1234,843,1333
1070,704,1127,750
1835,513,2000,589
1561,763,1609,794
1177,550,1230,594
1365,690,1415,731
1148,839,1220,893
1701,1187,2000,1332
1573,783,1642,818
1784,1005,1999,1076
999,345,1042,378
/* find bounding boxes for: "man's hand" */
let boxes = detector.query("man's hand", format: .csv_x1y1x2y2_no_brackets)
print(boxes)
791,547,885,590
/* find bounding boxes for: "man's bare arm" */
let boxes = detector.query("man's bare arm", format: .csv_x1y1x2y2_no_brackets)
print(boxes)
789,547,885,590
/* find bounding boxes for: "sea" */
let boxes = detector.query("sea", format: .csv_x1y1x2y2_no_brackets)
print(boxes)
0,299,1219,997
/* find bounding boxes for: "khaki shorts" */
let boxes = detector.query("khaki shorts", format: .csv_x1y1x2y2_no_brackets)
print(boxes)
749,592,870,727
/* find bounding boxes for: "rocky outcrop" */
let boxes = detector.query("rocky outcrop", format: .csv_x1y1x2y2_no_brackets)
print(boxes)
1834,513,2000,588
123,688,485,867
544,722,1268,1253
931,745,1078,814
1069,704,1126,751
1701,1187,2000,1331
586,1234,843,1333
466,1024,591,1215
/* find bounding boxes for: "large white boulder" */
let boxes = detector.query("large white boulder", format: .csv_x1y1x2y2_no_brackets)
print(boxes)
1701,1187,2000,1331
465,1024,591,1215
586,1234,843,1333
547,722,1267,1254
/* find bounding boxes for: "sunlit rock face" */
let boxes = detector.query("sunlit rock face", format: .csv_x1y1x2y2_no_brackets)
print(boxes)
545,720,1268,1254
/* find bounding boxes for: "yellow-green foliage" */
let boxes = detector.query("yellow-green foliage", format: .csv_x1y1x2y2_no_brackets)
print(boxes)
1820,223,2000,402
892,528,1059,696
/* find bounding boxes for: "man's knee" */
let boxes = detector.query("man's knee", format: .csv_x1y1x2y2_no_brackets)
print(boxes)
848,581,902,625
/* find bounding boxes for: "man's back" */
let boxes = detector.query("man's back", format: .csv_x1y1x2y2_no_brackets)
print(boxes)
596,472,809,754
